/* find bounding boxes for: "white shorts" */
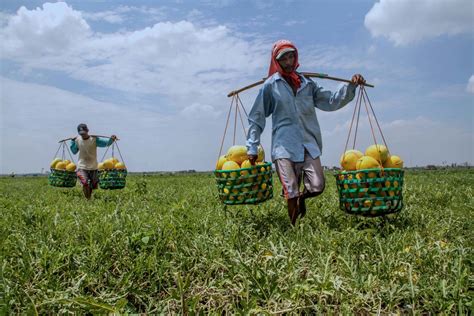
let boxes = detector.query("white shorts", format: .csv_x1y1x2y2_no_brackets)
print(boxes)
275,152,325,199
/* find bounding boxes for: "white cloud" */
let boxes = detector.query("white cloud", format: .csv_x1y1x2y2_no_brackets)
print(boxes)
0,77,235,173
180,103,221,119
0,11,11,27
365,0,473,45
1,2,91,55
0,2,268,100
82,5,166,24
467,75,474,94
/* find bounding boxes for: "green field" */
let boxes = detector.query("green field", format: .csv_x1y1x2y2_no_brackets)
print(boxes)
1,169,472,314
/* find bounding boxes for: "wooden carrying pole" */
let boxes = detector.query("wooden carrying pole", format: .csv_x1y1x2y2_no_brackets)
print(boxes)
227,72,374,97
59,135,118,143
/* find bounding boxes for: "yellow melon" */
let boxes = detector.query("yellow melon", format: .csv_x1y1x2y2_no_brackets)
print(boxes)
115,162,126,170
257,145,265,162
226,145,248,165
241,159,252,169
66,163,76,172
216,155,227,170
240,159,253,178
98,163,105,170
222,161,240,178
356,156,381,170
63,160,71,165
383,155,404,168
365,144,389,164
50,158,61,169
55,162,67,170
340,149,363,171
103,160,114,170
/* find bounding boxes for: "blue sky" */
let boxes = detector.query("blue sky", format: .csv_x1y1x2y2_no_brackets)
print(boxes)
1,0,473,173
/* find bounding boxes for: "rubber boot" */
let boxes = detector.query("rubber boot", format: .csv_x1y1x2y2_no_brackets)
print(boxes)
287,198,299,225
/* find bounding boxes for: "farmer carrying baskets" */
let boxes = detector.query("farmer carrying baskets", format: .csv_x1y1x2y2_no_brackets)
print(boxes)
246,40,366,225
70,123,117,199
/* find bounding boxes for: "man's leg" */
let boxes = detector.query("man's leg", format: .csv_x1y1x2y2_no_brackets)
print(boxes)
89,170,99,198
77,169,91,199
299,155,326,218
83,185,92,199
275,159,300,225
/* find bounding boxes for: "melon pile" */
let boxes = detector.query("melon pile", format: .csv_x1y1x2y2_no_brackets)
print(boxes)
216,145,266,172
214,145,272,204
336,144,404,215
340,144,403,171
98,158,126,170
50,158,76,172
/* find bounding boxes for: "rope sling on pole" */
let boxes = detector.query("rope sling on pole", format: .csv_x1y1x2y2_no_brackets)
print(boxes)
215,92,273,205
98,138,128,190
335,86,405,217
49,140,77,188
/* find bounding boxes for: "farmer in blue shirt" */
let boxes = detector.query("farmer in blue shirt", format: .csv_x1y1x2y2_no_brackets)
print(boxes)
246,40,365,225
70,123,116,199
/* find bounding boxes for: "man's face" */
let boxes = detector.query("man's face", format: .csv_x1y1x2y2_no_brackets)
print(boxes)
79,130,89,139
277,51,296,73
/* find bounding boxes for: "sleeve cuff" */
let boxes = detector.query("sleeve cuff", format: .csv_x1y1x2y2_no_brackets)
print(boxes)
247,144,258,155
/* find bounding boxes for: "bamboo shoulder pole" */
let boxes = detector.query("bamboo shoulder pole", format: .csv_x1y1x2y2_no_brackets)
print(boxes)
227,72,374,97
59,135,118,143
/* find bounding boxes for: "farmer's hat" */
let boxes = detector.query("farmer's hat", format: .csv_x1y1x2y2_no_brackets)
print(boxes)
77,123,89,135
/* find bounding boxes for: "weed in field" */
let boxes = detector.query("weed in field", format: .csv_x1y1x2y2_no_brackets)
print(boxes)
0,170,472,313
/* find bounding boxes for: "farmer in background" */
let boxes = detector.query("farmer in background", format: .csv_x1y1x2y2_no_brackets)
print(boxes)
246,39,365,225
70,123,117,199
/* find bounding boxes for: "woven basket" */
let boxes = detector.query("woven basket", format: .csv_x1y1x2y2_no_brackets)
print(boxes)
48,169,77,188
98,169,127,190
335,168,404,216
215,162,273,205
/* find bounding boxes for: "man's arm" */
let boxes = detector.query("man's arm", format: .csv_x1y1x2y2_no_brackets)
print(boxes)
70,139,78,154
313,74,365,112
96,135,117,148
96,137,114,148
246,84,273,163
313,81,357,112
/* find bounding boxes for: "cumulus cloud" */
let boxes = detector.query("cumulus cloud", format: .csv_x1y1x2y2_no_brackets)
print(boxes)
1,2,91,55
365,0,473,45
0,2,268,99
467,75,474,94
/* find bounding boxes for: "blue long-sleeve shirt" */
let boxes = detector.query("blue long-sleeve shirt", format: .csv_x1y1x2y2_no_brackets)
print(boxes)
246,72,356,162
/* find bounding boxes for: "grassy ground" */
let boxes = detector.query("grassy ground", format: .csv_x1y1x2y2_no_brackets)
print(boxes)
1,169,472,314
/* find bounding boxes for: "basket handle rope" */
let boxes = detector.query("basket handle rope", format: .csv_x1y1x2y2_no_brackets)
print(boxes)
52,140,76,164
100,137,114,162
342,86,390,167
53,142,62,161
362,87,390,154
64,141,76,164
217,93,250,159
114,141,126,165
343,87,363,156
100,139,126,166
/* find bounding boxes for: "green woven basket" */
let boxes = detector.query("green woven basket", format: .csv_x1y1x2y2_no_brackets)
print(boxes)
215,162,273,205
48,169,77,188
99,169,127,190
335,168,404,217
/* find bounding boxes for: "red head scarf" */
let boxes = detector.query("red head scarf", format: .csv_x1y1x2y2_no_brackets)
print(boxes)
268,39,301,93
